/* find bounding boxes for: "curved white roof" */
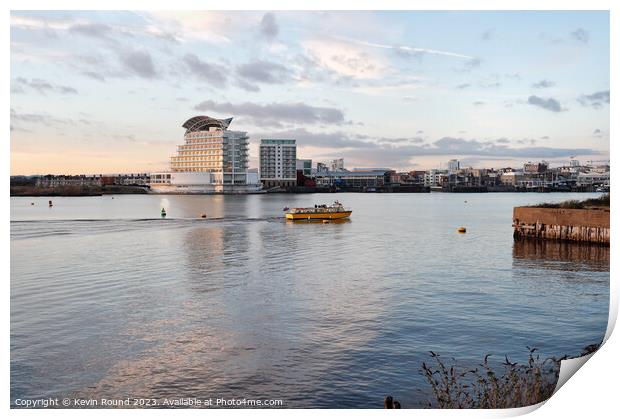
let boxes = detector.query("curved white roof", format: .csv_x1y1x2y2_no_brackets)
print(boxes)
182,116,233,133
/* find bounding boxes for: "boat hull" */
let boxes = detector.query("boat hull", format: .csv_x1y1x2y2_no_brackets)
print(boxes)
285,211,352,220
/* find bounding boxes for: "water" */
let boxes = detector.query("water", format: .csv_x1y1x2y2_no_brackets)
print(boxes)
10,193,609,408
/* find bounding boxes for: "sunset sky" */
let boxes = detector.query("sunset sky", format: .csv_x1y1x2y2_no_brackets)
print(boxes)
10,10,610,175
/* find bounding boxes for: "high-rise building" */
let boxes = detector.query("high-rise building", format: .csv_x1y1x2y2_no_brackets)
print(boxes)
149,116,261,193
448,159,460,173
259,139,297,188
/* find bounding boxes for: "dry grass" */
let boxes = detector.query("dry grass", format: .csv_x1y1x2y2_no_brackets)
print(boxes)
419,346,598,408
533,194,609,209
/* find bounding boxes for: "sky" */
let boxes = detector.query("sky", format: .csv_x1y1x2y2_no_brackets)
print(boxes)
10,10,610,175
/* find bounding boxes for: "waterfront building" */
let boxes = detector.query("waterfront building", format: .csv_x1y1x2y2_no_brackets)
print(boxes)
448,159,460,174
259,139,297,189
423,169,447,187
330,158,345,171
406,170,426,185
523,161,549,174
316,162,329,173
314,169,389,189
296,159,312,177
96,173,151,186
577,171,610,187
588,164,610,174
500,171,525,186
352,167,390,172
149,116,261,193
35,175,102,188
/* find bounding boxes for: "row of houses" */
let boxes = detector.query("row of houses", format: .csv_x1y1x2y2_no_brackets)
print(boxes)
33,173,151,188
15,160,610,192
420,161,610,191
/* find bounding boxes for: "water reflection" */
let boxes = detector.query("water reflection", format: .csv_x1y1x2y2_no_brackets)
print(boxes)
11,193,609,408
513,239,609,271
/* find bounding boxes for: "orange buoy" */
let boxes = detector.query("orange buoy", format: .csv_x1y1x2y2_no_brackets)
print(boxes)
457,227,466,233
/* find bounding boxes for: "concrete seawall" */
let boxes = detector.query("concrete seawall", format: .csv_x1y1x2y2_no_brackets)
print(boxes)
513,207,610,244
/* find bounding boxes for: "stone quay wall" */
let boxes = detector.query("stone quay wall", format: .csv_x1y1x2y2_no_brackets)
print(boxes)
513,207,610,244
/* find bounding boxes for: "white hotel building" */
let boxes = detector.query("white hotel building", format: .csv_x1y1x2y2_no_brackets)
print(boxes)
259,139,297,189
149,116,261,193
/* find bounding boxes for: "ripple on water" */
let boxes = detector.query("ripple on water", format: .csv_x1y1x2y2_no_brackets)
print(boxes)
10,193,609,407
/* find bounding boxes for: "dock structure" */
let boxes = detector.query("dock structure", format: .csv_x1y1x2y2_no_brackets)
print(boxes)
513,207,609,245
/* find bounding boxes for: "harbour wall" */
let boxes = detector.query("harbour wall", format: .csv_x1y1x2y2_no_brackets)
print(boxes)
513,207,610,244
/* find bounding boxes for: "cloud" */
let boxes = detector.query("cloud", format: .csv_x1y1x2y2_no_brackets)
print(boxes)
570,28,590,44
10,14,72,34
255,128,370,148
349,78,423,95
478,74,501,88
504,72,520,81
259,13,278,39
454,58,482,73
342,136,595,168
235,79,260,92
337,35,475,60
20,78,53,94
429,137,592,158
69,23,112,38
14,13,180,45
194,100,346,127
527,95,564,112
260,129,597,166
82,71,106,82
58,86,78,94
12,77,78,95
481,29,494,41
10,108,83,128
578,90,609,108
119,50,156,78
303,38,386,79
144,11,238,44
183,54,227,86
236,60,289,84
532,79,555,89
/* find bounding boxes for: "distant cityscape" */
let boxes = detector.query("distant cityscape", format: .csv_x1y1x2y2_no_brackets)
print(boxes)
10,115,610,195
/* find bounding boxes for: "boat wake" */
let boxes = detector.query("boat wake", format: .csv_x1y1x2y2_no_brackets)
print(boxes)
10,216,283,240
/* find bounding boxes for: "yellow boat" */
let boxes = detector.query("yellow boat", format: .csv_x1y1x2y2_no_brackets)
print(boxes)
285,201,352,220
